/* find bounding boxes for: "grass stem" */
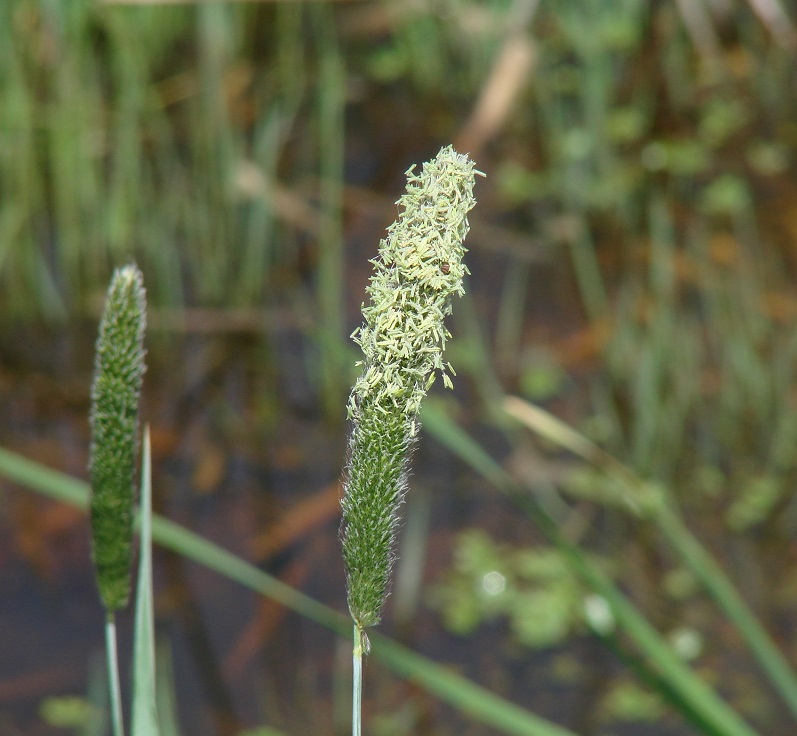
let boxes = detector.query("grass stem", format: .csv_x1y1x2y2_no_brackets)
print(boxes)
352,624,365,736
105,613,126,736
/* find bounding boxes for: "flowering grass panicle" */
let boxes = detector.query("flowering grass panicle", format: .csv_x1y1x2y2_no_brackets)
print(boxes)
89,264,147,613
341,146,481,636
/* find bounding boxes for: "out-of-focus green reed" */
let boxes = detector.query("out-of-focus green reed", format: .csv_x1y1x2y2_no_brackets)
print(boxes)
1,1,308,317
0,0,496,324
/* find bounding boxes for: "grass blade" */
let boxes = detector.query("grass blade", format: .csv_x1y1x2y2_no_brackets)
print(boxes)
131,427,160,736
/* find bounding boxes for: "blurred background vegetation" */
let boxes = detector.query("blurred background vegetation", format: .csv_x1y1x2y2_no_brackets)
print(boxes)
3,0,797,734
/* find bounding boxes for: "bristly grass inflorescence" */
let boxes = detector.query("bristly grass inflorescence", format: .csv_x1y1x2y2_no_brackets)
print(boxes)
341,145,481,640
89,264,147,613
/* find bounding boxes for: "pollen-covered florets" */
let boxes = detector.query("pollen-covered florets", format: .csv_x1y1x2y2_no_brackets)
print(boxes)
348,146,480,431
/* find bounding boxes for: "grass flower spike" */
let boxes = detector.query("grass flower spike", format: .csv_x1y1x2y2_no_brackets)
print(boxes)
89,264,147,613
341,145,480,639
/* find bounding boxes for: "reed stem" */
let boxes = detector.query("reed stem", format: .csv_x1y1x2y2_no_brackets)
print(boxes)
104,613,125,736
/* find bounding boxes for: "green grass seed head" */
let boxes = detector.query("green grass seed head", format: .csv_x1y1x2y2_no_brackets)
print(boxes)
341,145,480,631
89,264,147,613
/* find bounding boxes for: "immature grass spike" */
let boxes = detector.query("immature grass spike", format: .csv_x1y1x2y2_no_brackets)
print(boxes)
89,264,147,612
341,146,481,638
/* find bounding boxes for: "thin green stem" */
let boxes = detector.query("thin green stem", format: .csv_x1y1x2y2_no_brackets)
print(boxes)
352,624,364,736
104,612,126,736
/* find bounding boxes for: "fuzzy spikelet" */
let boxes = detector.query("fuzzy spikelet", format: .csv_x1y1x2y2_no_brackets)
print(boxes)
89,264,147,613
341,146,480,632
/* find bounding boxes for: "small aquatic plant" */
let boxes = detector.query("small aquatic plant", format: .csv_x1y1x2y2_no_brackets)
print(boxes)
339,145,480,734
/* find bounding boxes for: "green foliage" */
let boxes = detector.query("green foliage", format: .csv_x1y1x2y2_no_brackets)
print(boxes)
39,695,96,731
430,529,593,648
725,476,784,532
89,264,146,612
518,351,567,402
598,680,666,724
341,146,480,631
